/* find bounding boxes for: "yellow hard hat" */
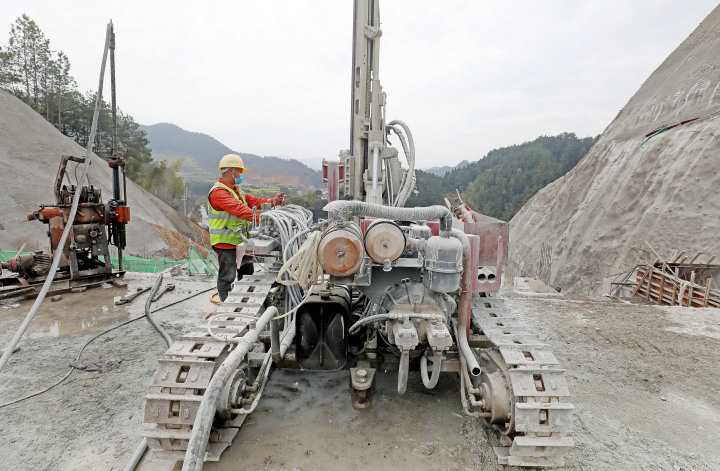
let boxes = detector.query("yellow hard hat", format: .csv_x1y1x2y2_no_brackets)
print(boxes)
218,154,246,172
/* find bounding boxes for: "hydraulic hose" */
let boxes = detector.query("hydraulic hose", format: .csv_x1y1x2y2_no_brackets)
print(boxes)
397,350,410,394
182,306,278,471
0,24,113,373
450,229,481,377
420,351,442,389
387,120,415,207
323,200,452,232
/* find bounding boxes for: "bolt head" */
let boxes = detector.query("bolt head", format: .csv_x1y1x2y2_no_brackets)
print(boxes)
357,369,367,377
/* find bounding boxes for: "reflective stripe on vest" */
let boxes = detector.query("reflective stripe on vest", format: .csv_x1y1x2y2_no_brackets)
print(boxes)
207,181,249,246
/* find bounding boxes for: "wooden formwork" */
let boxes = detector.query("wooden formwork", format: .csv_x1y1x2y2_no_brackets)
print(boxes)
634,259,720,308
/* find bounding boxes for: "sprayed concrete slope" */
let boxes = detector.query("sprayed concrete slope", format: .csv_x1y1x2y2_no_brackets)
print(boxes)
509,5,720,296
0,89,198,258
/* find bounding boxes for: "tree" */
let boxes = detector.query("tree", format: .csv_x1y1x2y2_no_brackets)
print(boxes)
0,45,20,88
406,170,444,207
53,51,74,128
6,14,51,110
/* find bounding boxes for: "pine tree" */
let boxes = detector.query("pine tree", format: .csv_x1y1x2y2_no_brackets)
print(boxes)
7,14,51,110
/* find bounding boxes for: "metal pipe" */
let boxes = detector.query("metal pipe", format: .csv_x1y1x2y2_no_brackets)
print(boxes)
182,306,278,471
122,438,147,471
372,146,380,190
454,320,492,418
450,229,481,377
270,318,281,362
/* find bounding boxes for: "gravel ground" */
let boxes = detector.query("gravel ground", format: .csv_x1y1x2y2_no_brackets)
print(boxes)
1,272,718,471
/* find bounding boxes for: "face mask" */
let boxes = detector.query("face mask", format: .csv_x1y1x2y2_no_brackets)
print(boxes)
234,172,244,185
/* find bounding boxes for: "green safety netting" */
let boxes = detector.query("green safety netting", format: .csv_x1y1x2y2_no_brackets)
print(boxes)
112,254,186,273
0,250,32,262
0,249,217,275
188,246,218,276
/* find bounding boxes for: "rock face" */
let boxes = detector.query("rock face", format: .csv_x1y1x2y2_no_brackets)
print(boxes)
509,5,720,296
0,89,199,259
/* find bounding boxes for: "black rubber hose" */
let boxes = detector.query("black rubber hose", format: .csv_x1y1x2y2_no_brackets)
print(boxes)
0,285,214,409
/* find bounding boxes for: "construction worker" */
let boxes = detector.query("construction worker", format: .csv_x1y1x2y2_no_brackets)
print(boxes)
208,154,285,302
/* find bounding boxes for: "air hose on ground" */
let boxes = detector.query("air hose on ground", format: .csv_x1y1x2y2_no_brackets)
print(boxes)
0,282,214,409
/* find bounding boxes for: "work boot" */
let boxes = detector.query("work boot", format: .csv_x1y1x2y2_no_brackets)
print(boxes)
219,291,228,302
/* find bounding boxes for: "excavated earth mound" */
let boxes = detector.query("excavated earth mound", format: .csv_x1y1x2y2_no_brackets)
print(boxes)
0,89,201,259
509,5,720,296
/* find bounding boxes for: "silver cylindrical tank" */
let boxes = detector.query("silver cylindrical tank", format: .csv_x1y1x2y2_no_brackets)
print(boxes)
423,235,463,293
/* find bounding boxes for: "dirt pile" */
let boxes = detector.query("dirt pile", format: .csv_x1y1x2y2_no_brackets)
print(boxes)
149,222,209,260
509,4,720,296
0,89,201,260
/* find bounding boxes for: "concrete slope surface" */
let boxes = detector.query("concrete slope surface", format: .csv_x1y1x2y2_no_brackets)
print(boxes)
509,4,720,296
0,89,198,259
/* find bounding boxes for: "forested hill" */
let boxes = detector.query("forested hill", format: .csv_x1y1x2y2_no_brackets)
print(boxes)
407,133,598,221
141,123,322,188
423,160,470,176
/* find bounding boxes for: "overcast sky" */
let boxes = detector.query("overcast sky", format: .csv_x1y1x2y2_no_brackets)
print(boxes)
2,1,718,170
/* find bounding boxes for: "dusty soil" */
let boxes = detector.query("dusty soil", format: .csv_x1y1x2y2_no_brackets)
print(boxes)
1,273,719,471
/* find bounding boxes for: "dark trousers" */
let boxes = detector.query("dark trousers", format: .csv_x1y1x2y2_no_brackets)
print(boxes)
213,246,254,301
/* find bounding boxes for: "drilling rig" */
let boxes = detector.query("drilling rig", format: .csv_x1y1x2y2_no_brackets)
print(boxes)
0,23,128,299
141,2,573,468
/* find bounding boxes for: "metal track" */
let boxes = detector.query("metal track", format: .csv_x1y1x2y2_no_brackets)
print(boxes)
141,272,276,462
470,294,574,467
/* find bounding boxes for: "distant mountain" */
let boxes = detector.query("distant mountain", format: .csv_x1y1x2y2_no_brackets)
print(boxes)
140,123,321,188
407,133,597,222
423,160,470,176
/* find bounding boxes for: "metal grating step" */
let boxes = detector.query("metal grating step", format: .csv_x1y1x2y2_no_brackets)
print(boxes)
509,369,570,397
499,346,559,367
514,402,574,433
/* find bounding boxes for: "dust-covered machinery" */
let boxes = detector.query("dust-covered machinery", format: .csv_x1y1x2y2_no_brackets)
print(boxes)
0,152,129,298
142,2,573,469
0,27,128,298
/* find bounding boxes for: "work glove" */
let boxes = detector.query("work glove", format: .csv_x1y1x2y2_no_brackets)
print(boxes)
272,192,286,206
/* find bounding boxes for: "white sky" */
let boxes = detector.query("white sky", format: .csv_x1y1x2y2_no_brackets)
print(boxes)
2,1,718,170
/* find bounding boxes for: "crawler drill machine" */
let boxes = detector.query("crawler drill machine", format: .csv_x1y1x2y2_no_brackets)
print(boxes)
141,2,574,469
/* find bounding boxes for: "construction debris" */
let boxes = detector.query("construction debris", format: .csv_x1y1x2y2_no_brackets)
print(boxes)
630,251,720,308
115,286,151,305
